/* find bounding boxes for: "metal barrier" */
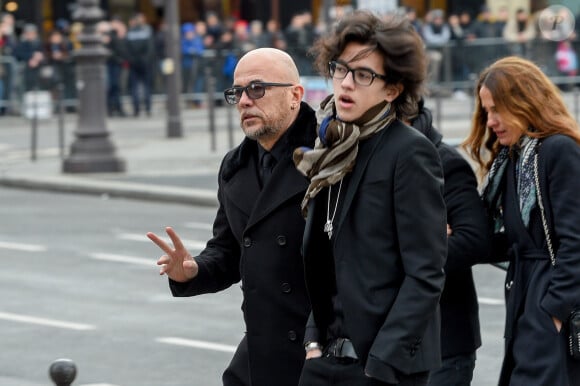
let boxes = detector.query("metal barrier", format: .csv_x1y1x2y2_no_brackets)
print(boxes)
4,39,580,159
425,36,578,85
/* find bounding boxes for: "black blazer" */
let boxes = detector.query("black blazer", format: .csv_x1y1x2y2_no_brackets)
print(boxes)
170,102,317,386
303,119,447,383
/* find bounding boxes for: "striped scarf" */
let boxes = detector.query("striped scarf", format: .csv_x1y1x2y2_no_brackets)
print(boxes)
293,94,395,216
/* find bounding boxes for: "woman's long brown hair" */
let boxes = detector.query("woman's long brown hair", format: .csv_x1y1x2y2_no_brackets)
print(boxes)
463,56,580,175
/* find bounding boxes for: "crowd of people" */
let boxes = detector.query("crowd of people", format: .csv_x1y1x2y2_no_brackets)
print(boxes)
0,9,322,117
1,5,578,117
408,5,579,97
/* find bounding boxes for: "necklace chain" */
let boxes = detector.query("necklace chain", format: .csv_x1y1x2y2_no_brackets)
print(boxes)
324,179,343,239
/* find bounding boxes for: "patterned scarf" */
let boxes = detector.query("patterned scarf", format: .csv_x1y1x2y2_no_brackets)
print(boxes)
293,94,395,216
515,136,539,226
482,135,538,230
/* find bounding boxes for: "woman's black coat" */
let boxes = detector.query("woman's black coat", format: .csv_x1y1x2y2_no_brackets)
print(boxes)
497,134,580,386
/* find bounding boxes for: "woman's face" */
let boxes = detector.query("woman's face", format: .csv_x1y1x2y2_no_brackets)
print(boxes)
479,86,521,146
332,42,399,122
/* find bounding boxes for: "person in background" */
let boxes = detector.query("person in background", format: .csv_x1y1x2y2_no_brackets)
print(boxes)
503,8,536,58
447,12,470,98
13,24,44,93
555,39,578,91
421,9,451,90
191,20,210,107
45,28,75,111
180,22,204,103
147,48,317,386
285,11,316,76
0,13,18,115
471,5,505,72
264,19,287,50
103,16,128,117
463,56,580,386
294,11,447,386
404,6,423,33
409,99,490,386
125,12,154,117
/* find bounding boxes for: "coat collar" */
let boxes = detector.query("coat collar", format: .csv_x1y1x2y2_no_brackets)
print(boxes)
410,101,443,147
221,102,317,182
221,102,317,226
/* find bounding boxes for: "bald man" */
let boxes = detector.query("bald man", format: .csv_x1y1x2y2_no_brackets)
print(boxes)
148,48,317,386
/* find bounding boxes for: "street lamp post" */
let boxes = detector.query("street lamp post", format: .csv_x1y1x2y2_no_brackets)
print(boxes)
163,0,183,138
62,0,125,173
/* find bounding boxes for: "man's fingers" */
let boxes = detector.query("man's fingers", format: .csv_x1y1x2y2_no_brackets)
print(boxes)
147,231,174,254
157,254,170,265
165,227,186,252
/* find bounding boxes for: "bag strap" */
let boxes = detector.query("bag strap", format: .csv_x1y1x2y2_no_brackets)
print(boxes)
533,150,556,266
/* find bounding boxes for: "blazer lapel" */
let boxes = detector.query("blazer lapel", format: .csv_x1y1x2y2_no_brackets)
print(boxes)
333,127,390,240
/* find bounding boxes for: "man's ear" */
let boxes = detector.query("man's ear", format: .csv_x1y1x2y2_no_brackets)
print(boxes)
385,83,403,102
293,84,305,104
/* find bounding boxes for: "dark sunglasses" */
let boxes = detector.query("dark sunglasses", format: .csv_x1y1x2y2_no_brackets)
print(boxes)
224,81,293,105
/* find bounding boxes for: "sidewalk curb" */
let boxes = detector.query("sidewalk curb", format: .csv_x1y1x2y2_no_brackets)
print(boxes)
0,175,218,207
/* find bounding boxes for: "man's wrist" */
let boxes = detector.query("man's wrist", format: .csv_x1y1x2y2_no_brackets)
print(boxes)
304,341,322,353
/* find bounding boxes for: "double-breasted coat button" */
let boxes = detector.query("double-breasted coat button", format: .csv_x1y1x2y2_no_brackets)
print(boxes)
281,282,292,293
276,235,287,246
287,330,297,341
243,237,252,248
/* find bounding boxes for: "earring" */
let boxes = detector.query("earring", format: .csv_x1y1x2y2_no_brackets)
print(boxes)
291,104,296,110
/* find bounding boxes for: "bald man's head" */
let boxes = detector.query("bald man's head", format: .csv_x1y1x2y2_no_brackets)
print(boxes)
235,48,300,84
229,48,305,151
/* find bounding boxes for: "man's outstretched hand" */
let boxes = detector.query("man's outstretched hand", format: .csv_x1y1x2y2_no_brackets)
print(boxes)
147,227,198,282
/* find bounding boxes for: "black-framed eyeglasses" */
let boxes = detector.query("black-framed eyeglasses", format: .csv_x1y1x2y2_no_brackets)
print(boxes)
329,60,388,86
223,81,294,105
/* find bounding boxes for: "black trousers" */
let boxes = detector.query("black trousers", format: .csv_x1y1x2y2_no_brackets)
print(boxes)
299,356,429,386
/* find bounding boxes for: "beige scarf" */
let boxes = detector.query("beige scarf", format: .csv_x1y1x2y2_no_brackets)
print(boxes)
293,95,395,215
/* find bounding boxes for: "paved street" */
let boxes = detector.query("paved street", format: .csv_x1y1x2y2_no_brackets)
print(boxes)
2,91,579,385
0,187,505,386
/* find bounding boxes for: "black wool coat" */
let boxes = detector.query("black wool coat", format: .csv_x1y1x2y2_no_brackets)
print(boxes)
170,102,317,386
411,106,490,359
498,134,580,386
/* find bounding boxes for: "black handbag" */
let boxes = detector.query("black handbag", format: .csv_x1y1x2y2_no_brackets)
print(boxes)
534,152,580,360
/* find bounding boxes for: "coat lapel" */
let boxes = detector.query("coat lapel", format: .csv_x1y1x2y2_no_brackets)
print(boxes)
333,124,392,241
246,156,309,229
223,160,261,219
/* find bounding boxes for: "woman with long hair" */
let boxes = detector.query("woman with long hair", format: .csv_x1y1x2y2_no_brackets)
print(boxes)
463,56,580,386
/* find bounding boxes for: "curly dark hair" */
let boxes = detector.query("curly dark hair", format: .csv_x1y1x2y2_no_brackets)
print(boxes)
309,10,427,119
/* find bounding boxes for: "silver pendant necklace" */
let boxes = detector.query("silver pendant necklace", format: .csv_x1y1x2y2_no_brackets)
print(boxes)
324,179,343,239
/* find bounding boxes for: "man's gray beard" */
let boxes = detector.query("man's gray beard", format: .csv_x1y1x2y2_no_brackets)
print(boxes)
244,125,280,141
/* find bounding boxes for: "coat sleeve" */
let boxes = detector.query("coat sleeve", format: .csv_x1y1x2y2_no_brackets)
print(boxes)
440,145,491,273
366,137,447,379
170,162,242,296
539,135,580,322
303,312,320,345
